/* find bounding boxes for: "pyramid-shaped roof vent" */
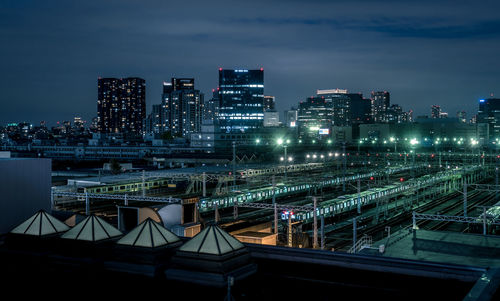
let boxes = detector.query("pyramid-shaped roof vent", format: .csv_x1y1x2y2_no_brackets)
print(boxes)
10,210,70,236
61,215,122,242
179,225,245,255
117,218,180,248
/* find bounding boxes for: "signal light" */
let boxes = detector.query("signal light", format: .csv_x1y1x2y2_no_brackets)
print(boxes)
370,176,374,180
400,177,404,182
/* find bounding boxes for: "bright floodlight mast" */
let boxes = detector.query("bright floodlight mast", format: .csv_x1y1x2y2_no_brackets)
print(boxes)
410,138,419,179
277,138,289,181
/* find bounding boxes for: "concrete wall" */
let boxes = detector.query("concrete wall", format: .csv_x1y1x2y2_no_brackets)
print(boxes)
0,158,51,234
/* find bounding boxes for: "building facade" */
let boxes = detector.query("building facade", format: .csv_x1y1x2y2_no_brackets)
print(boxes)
264,96,276,111
477,98,500,138
297,96,332,137
371,91,390,123
160,78,204,138
217,69,264,133
97,77,146,135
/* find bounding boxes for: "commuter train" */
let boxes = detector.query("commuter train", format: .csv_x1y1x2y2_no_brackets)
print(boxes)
77,179,177,194
198,165,445,212
295,169,471,222
470,200,500,234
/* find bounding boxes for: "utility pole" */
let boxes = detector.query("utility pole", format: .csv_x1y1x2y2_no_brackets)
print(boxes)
284,145,288,181
463,181,467,217
313,197,318,249
321,215,325,250
232,141,236,187
274,202,278,234
342,142,346,192
50,187,54,211
483,206,487,236
496,166,499,201
142,170,145,197
357,175,361,214
272,175,276,205
411,151,415,179
85,192,89,216
202,172,206,197
352,217,357,253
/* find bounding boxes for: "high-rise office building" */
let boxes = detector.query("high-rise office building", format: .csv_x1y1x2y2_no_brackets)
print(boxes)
144,104,163,134
203,89,219,123
478,98,500,136
317,89,371,126
457,111,467,123
263,111,280,127
97,77,146,134
386,104,404,123
264,95,276,111
160,78,204,138
431,105,441,118
217,68,264,132
371,91,390,123
297,96,332,137
284,108,298,127
348,94,372,124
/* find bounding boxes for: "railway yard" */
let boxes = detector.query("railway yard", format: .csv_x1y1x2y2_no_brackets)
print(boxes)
51,151,500,254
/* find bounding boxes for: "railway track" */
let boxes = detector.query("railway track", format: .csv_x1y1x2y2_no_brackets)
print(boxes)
325,181,493,251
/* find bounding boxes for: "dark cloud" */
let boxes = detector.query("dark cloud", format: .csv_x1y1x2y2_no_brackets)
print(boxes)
0,0,499,125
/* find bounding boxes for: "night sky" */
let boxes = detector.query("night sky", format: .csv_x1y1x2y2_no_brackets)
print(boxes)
1,0,499,126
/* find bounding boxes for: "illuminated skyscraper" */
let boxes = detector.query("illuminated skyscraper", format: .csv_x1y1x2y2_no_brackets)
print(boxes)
297,96,332,137
371,91,390,123
161,78,203,138
217,68,264,132
97,77,146,134
478,98,500,136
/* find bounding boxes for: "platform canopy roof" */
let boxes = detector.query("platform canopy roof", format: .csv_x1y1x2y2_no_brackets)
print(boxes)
10,210,70,236
61,215,122,241
179,225,245,255
117,218,180,248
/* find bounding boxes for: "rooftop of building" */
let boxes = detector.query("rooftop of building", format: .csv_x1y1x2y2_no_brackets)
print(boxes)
367,229,500,268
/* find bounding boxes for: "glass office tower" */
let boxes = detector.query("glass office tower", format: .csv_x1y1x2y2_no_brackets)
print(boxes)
217,69,264,133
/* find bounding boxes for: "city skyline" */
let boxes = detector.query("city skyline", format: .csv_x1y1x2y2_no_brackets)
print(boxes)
1,0,499,125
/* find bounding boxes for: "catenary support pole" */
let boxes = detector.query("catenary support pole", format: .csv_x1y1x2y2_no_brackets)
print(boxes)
202,172,206,197
321,215,325,250
313,197,318,249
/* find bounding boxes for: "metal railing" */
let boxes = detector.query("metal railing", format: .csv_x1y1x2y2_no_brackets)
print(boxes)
348,235,372,253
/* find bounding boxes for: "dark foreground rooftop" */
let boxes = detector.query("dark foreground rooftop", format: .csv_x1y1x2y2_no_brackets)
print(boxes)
0,236,496,300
